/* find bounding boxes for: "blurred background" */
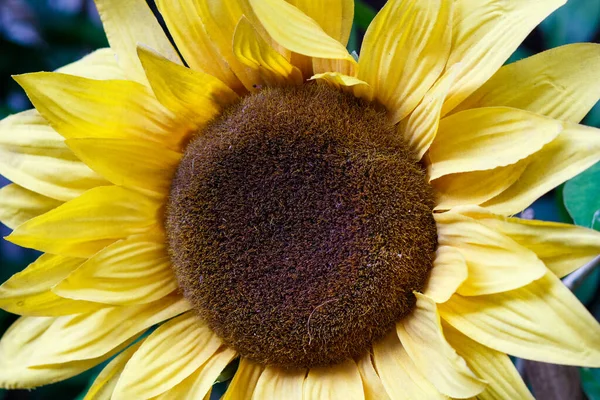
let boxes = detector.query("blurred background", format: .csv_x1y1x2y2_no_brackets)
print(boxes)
0,0,599,399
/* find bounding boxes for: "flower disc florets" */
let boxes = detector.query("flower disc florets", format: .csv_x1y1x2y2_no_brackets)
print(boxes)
166,84,437,368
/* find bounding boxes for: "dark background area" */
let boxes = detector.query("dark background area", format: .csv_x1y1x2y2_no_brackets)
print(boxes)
0,0,599,398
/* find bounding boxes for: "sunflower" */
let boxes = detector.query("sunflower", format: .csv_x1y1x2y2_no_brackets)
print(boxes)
1,0,600,398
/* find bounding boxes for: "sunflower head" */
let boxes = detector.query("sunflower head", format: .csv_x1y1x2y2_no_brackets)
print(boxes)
167,83,437,367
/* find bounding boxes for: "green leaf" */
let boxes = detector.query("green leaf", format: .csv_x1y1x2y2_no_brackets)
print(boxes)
581,367,600,400
354,0,377,31
564,162,600,228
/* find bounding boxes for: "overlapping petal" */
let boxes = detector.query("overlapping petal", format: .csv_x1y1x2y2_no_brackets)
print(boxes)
303,360,364,400
439,272,600,367
397,293,485,398
53,232,177,305
424,246,468,303
454,43,600,123
14,73,186,151
0,184,62,229
456,206,600,278
7,186,160,257
0,110,108,201
356,352,390,400
358,0,451,123
443,322,534,400
222,358,263,400
253,365,306,400
56,48,125,81
310,72,373,101
429,107,563,180
113,311,222,400
435,212,547,296
94,0,182,85
442,0,566,115
0,253,105,316
233,17,304,86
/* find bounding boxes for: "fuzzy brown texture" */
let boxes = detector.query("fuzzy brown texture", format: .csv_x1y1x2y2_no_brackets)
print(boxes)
166,84,437,368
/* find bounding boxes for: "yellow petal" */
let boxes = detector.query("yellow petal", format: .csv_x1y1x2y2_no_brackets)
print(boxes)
401,64,461,160
431,161,529,210
53,233,177,305
233,17,304,87
397,293,485,398
154,0,242,91
435,212,547,296
0,110,108,201
424,246,468,303
113,311,222,400
310,72,373,102
193,0,263,91
84,341,144,400
442,0,566,115
313,58,356,76
66,138,181,195
439,272,600,367
153,347,237,400
358,0,452,123
356,351,391,400
0,253,105,316
0,316,133,390
0,184,62,229
14,72,186,151
249,0,355,62
94,0,182,85
373,331,446,400
429,107,562,180
289,0,353,46
56,48,125,81
222,358,263,400
455,206,600,278
303,359,364,400
253,365,306,400
7,186,160,257
443,322,534,400
482,123,600,215
138,47,239,129
28,294,190,366
454,43,600,123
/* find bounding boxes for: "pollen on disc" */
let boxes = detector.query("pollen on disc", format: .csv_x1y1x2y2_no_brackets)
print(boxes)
165,84,438,368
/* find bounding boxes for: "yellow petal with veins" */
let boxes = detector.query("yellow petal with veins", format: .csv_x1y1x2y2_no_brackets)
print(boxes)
153,347,237,400
155,0,242,91
442,0,566,115
249,0,355,62
253,365,306,400
482,123,600,215
435,212,547,296
233,17,303,87
289,0,353,45
66,138,181,195
397,293,485,398
303,359,364,400
0,253,105,317
0,184,62,229
439,272,600,367
310,72,373,102
454,206,600,278
53,233,177,306
443,322,534,400
454,43,600,123
222,358,263,400
7,186,160,258
358,0,452,123
56,48,125,81
373,331,446,400
113,311,222,400
424,246,468,303
429,107,562,180
138,47,239,129
14,73,186,151
0,110,107,202
84,341,144,400
94,0,182,85
356,351,391,400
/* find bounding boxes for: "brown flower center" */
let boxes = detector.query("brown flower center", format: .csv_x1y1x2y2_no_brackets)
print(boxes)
166,84,437,368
